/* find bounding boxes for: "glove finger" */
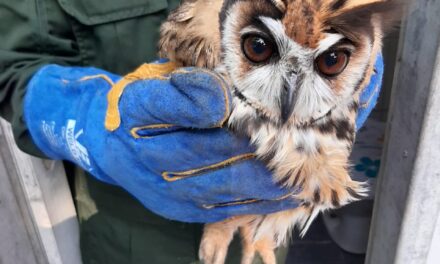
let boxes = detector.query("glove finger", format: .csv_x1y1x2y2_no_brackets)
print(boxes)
134,128,253,174
128,128,297,199
116,67,231,136
141,158,301,223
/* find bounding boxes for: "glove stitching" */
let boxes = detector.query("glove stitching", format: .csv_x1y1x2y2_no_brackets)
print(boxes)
129,68,232,139
130,124,176,139
105,62,178,131
201,190,298,209
162,153,255,182
80,74,115,86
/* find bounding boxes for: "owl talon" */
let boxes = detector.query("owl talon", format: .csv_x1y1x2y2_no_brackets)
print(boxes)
240,226,276,264
199,239,229,264
240,239,276,264
255,241,276,264
199,223,235,264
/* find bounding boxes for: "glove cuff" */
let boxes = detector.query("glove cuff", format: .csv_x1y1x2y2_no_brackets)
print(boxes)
24,65,67,160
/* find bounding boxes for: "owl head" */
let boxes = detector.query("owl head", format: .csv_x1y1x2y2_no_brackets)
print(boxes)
219,0,400,126
159,0,401,127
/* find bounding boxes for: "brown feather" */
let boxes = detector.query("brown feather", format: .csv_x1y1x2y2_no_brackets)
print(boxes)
158,0,224,69
325,0,404,40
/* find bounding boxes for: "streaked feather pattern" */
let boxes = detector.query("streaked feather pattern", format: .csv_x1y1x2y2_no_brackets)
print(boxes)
159,0,223,69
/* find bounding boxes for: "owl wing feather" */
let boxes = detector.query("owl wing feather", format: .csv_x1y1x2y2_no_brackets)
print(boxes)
158,0,224,69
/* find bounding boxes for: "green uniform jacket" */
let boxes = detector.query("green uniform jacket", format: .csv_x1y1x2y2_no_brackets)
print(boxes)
0,1,287,263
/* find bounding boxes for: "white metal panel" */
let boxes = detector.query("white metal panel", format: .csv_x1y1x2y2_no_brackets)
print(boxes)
0,118,82,264
427,214,440,264
0,152,40,264
366,0,440,263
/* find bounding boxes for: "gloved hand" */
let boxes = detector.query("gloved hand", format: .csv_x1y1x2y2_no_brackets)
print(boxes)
24,62,300,223
24,57,383,223
356,53,384,130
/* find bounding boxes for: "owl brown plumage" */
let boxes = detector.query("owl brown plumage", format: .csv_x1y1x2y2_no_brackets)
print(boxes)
159,1,401,263
158,0,223,69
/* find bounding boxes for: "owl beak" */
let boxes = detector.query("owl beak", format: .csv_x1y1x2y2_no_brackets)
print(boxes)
281,72,298,123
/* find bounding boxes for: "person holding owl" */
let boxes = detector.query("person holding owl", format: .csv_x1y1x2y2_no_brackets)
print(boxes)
0,0,295,263
0,0,387,263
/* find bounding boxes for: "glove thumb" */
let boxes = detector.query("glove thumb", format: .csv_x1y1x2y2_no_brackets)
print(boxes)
108,64,232,136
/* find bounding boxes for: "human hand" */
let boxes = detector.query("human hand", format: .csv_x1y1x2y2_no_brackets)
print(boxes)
24,62,300,223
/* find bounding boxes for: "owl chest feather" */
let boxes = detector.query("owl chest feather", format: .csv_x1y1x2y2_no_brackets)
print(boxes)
228,96,366,210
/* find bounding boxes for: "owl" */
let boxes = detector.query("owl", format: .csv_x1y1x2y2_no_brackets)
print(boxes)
159,0,400,263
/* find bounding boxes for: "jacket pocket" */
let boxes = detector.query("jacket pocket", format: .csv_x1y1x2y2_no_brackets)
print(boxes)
57,0,168,25
56,0,170,74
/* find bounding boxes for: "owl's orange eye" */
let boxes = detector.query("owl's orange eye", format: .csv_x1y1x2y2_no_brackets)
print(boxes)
242,35,275,63
315,50,350,77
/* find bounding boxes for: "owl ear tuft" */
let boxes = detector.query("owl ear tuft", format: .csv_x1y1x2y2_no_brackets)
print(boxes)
326,0,403,41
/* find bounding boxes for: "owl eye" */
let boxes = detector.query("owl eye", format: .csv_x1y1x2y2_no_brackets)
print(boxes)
315,50,350,77
242,34,275,63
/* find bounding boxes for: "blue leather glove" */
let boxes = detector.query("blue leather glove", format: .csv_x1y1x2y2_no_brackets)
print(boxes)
24,62,300,223
356,53,384,130
24,57,383,223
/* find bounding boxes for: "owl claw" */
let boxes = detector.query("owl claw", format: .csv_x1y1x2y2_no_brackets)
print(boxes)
199,223,235,264
199,236,230,264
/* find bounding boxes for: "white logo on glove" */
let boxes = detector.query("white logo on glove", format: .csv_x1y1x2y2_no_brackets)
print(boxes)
66,120,91,170
41,121,60,149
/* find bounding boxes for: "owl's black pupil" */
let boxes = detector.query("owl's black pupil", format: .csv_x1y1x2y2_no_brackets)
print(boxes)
252,37,267,54
325,52,338,67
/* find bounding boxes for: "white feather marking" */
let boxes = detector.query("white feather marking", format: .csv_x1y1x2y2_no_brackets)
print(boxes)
240,26,265,36
300,207,321,237
315,33,345,56
269,0,286,12
292,74,335,121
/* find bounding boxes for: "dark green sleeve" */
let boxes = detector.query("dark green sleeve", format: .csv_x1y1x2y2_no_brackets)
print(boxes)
0,0,181,157
0,0,81,157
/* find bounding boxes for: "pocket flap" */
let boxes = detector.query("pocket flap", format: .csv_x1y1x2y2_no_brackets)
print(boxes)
57,0,168,25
